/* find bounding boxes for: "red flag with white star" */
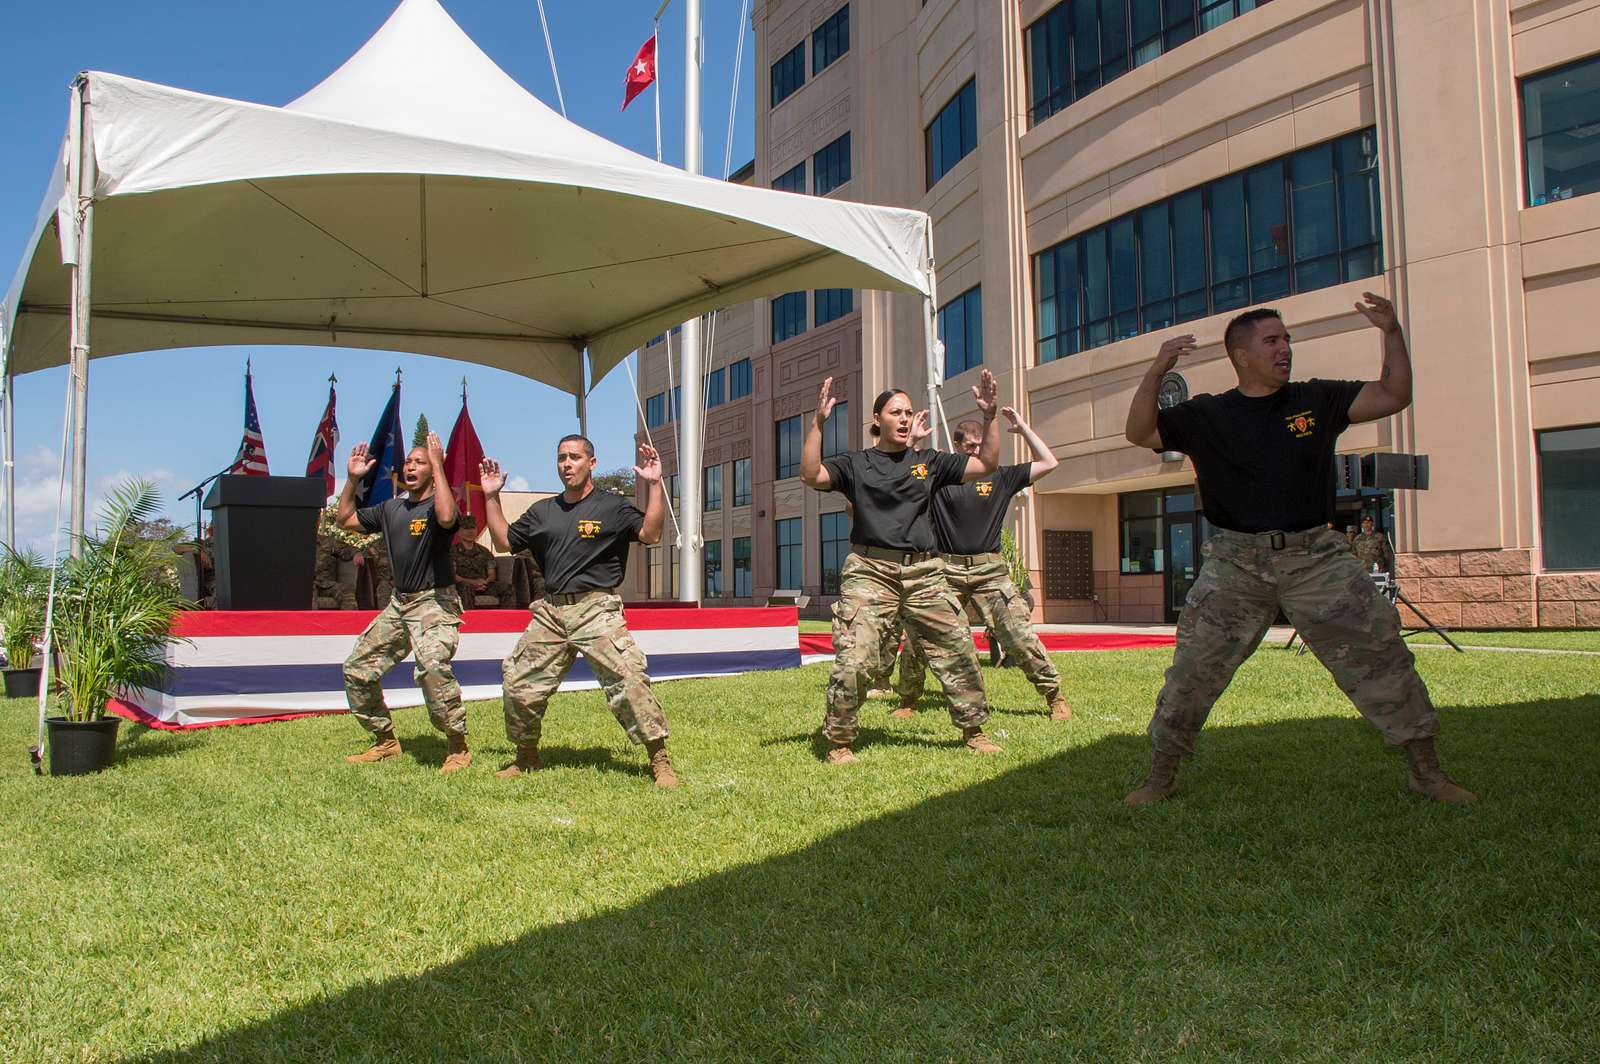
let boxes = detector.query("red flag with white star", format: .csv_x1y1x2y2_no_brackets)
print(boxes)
622,34,657,111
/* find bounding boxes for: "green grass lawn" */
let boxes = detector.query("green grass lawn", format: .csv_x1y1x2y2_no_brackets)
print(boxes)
1405,628,1600,651
2,646,1596,1061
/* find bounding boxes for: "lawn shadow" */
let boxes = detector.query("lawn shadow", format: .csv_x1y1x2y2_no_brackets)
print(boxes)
135,694,1599,1062
115,726,206,765
761,726,971,758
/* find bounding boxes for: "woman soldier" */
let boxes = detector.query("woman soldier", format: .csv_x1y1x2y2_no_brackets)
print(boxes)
801,370,1004,763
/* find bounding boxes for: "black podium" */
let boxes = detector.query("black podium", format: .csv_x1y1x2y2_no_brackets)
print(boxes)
203,476,327,610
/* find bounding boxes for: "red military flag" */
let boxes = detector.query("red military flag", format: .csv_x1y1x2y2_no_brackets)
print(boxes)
622,34,657,111
305,375,340,497
227,361,271,476
444,388,487,532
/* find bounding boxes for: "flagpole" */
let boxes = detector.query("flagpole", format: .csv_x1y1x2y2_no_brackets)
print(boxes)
676,0,704,604
653,13,664,163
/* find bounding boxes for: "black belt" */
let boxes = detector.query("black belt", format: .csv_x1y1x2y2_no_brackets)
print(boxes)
544,589,617,606
853,545,938,565
942,551,1002,567
1215,528,1323,551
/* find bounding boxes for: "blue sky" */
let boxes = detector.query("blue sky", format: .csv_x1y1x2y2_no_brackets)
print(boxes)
1,0,754,548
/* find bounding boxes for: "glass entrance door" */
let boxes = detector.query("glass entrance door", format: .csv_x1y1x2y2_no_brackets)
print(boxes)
1165,515,1198,622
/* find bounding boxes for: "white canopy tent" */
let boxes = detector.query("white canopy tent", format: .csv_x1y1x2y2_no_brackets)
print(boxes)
0,0,944,555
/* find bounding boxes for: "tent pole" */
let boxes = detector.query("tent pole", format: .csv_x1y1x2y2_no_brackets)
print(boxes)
1,367,12,550
921,229,951,451
676,0,704,604
576,349,589,437
68,77,96,556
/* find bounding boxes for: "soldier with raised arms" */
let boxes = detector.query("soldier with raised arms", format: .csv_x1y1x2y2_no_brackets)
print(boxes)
336,433,471,773
1121,293,1475,805
478,437,679,788
893,408,1073,722
802,370,1007,763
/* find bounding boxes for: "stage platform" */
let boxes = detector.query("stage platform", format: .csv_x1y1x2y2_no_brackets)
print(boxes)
112,607,799,730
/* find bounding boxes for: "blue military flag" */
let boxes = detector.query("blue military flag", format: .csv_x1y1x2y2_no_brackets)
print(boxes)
359,378,405,505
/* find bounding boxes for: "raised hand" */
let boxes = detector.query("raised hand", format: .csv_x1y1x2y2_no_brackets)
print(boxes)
1153,334,1196,375
1000,406,1024,434
635,443,663,483
815,376,840,425
972,368,999,419
347,443,377,478
478,457,506,495
426,431,446,468
1354,291,1400,334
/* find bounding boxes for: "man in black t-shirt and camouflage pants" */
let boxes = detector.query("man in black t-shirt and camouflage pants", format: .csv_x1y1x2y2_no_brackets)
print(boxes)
479,436,678,788
894,410,1072,721
1122,294,1475,805
337,433,471,773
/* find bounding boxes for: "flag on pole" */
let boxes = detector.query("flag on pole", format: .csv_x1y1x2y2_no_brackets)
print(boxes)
305,375,340,497
622,34,657,111
360,377,405,505
227,362,271,476
444,386,487,532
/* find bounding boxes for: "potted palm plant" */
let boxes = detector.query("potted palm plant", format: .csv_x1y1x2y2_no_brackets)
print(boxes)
46,480,187,776
1,547,48,698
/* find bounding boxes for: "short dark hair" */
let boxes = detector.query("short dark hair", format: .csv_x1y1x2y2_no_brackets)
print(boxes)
1223,308,1284,357
954,419,983,445
869,389,909,439
557,434,595,457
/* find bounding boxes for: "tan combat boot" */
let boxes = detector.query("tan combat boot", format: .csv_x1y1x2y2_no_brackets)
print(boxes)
1123,751,1181,805
495,745,542,778
1403,738,1478,804
963,727,1002,754
440,734,472,774
345,735,401,764
825,743,857,765
1048,695,1074,722
646,739,680,788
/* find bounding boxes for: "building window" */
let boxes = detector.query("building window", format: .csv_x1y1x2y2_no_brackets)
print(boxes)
704,540,724,598
776,517,804,589
671,385,682,422
1026,0,1260,127
1538,425,1600,570
772,291,807,344
938,286,983,379
1119,489,1163,574
813,133,851,196
704,464,722,512
734,536,753,597
646,392,666,429
813,5,849,73
776,415,802,479
814,288,854,326
822,401,850,459
666,473,680,511
647,546,663,599
771,42,805,108
1521,55,1600,206
926,79,978,188
705,367,725,409
820,511,850,594
733,456,752,507
730,357,753,399
772,162,806,194
1035,128,1380,363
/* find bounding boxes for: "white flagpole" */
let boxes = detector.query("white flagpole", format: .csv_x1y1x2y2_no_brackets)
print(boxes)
652,16,664,163
675,0,704,603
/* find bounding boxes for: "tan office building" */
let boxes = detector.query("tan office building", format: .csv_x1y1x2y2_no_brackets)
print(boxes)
630,0,1600,629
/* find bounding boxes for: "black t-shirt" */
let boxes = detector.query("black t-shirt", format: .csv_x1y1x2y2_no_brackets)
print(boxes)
1155,378,1366,533
821,447,968,552
356,495,457,593
932,463,1033,555
506,489,645,594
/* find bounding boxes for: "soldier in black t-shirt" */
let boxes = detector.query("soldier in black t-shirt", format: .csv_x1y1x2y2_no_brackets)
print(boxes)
803,370,1007,763
893,409,1072,721
479,436,679,788
1121,294,1475,805
334,433,472,773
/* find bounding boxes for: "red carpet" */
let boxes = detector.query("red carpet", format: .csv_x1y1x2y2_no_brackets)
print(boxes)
797,630,1174,657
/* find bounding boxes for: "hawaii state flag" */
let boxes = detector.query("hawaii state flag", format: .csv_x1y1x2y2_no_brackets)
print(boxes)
305,378,340,497
227,363,271,476
622,34,657,111
444,393,487,531
360,381,404,505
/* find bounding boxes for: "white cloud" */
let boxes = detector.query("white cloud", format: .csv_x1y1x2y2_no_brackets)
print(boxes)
4,447,194,554
507,475,531,492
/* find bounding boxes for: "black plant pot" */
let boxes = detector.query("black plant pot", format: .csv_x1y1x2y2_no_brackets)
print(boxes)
46,715,121,776
3,666,41,699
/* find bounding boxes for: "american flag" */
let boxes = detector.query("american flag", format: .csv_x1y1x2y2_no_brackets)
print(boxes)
228,363,271,476
305,376,339,495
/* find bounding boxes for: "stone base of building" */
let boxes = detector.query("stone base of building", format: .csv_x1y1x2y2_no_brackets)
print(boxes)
1395,549,1600,628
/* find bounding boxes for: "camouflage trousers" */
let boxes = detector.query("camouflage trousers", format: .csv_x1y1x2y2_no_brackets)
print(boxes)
826,552,989,744
1150,527,1440,757
344,586,465,738
456,576,514,608
502,590,669,748
315,579,357,611
896,554,1061,706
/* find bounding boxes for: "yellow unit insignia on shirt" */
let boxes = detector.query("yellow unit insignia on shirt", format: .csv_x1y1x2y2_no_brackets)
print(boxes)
975,481,993,497
911,463,929,480
409,518,427,537
1285,410,1317,439
577,519,602,539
